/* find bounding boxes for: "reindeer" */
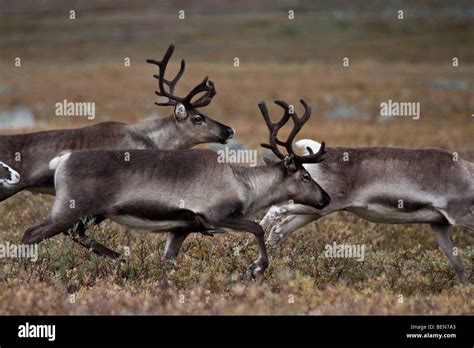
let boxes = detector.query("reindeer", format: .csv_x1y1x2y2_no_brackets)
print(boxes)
261,139,474,283
0,162,21,187
1,44,234,256
21,99,330,278
0,44,234,203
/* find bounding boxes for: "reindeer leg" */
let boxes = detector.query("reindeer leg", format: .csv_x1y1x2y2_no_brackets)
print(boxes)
260,204,287,232
260,203,322,242
69,231,120,259
22,214,120,259
74,215,106,237
164,231,190,260
261,203,321,232
22,217,78,245
268,214,320,242
65,215,121,259
0,182,29,202
430,222,468,284
216,218,269,279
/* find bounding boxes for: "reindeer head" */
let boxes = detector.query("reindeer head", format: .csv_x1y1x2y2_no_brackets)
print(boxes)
147,45,235,145
259,99,330,209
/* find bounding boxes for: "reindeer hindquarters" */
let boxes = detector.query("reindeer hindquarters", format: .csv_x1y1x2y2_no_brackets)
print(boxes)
22,191,104,246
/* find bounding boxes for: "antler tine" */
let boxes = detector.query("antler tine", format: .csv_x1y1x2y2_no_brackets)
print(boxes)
183,76,217,108
146,44,184,105
273,100,292,127
147,44,218,110
258,101,291,159
260,98,327,164
151,60,185,106
272,100,293,147
301,141,326,163
292,100,327,164
279,99,312,155
298,99,311,123
166,59,185,94
191,80,217,108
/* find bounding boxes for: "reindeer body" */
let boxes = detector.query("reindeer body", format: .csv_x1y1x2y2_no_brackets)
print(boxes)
48,149,304,229
21,99,329,278
21,147,328,278
0,120,164,197
0,117,232,200
312,146,472,225
262,140,474,282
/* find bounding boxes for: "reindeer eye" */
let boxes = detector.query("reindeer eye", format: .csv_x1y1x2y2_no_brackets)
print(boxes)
303,173,311,182
192,115,204,124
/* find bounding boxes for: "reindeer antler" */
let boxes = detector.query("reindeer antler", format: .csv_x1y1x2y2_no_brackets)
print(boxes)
182,77,216,108
259,99,326,164
147,44,217,109
258,101,291,159
146,45,185,106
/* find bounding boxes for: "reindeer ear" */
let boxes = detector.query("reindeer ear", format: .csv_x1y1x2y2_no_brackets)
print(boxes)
173,103,188,122
283,156,297,173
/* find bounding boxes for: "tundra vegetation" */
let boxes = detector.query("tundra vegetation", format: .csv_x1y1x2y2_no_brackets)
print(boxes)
0,1,473,314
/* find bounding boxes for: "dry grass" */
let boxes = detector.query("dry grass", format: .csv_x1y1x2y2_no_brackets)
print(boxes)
0,160,473,314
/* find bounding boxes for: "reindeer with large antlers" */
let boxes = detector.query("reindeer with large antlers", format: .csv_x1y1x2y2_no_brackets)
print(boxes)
261,138,474,283
21,99,329,278
1,44,234,256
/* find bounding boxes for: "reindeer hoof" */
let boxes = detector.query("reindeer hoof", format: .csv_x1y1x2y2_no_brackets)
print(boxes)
267,225,284,242
250,263,264,280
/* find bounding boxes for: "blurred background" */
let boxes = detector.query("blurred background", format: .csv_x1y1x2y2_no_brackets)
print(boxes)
0,0,473,154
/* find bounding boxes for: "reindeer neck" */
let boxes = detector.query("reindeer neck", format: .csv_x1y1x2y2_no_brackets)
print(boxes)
128,117,192,150
234,164,287,215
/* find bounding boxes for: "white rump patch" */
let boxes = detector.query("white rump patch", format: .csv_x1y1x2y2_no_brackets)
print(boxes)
49,151,71,170
295,139,321,155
